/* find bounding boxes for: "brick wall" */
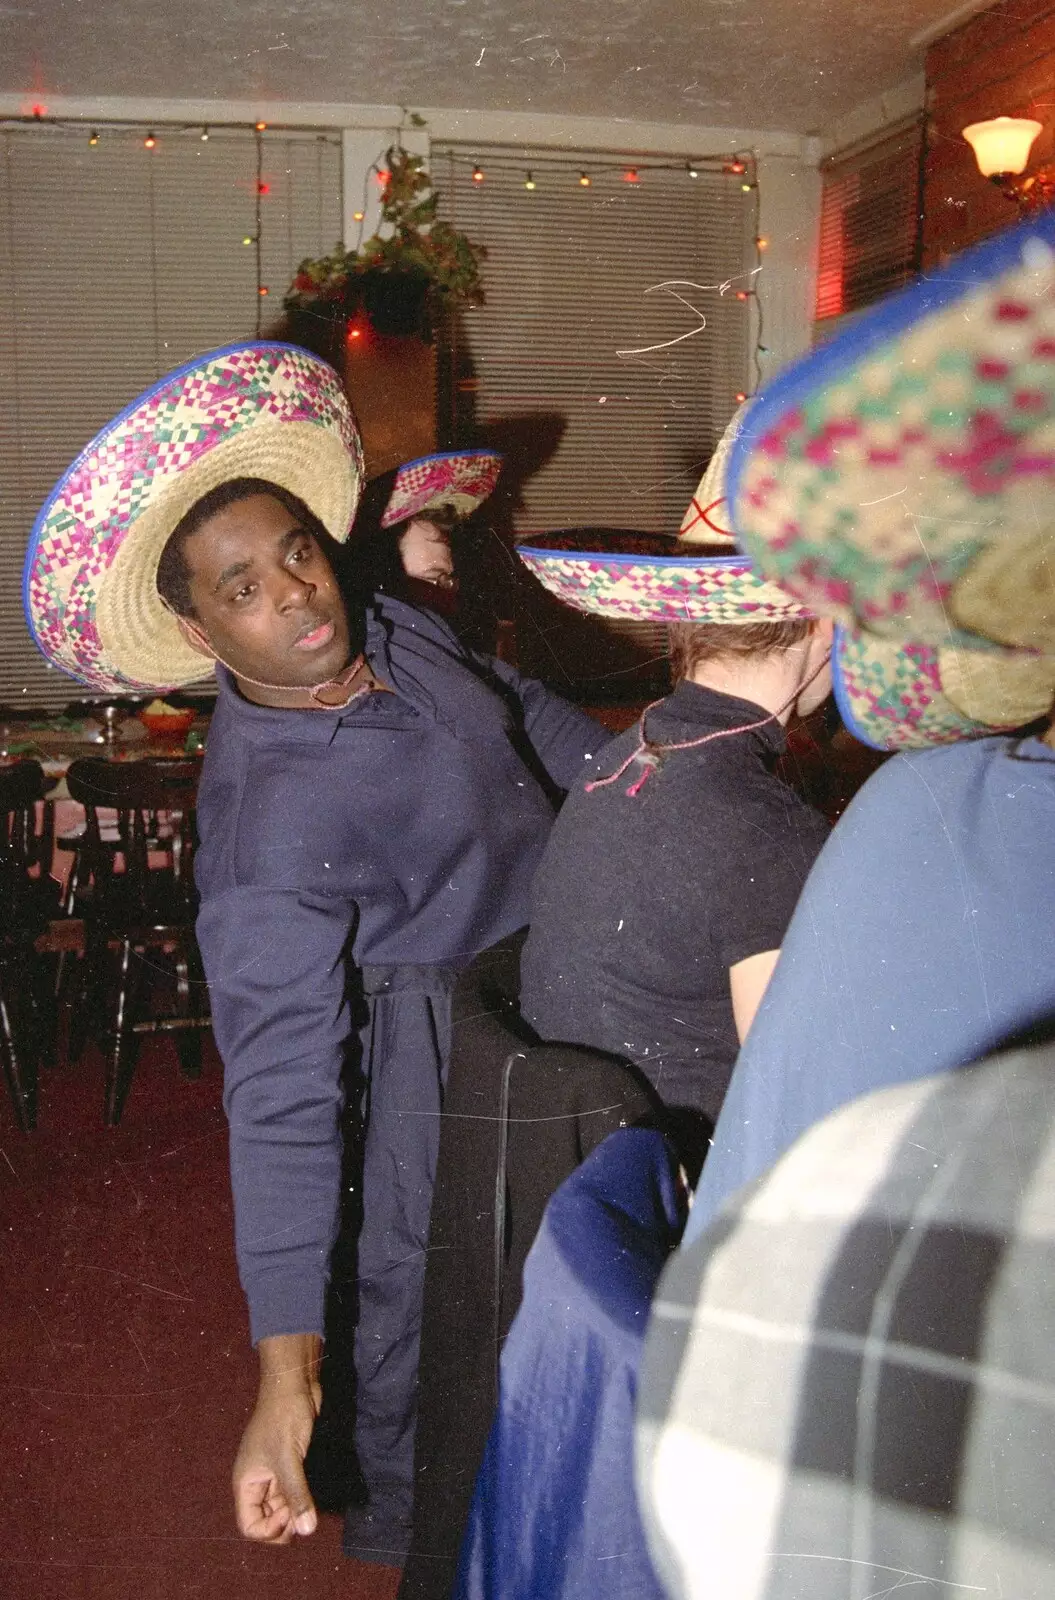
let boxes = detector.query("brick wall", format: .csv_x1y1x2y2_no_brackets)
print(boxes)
923,0,1055,265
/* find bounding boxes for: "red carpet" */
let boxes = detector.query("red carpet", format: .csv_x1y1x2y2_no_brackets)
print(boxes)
0,1032,401,1600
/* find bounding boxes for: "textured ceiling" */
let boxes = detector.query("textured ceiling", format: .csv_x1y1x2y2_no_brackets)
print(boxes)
5,0,959,133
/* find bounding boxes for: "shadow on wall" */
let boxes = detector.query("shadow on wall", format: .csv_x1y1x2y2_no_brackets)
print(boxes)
462,415,672,702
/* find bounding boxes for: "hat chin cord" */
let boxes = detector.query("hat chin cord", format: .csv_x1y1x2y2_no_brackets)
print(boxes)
586,647,831,799
164,605,368,710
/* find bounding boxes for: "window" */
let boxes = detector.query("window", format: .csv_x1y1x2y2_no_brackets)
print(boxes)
434,145,754,692
0,125,341,709
814,118,924,337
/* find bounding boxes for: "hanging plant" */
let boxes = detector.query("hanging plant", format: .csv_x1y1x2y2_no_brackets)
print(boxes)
285,140,486,346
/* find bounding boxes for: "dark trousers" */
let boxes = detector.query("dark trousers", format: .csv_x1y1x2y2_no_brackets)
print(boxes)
339,963,457,1564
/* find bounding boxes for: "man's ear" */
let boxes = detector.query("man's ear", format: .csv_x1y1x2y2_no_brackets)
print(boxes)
174,613,215,660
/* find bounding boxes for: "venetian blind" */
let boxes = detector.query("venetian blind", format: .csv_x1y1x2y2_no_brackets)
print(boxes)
0,126,341,710
814,118,924,336
435,146,753,690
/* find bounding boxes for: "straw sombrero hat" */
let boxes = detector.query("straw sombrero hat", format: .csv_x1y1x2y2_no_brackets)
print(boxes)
24,341,364,693
724,211,1055,748
516,407,813,624
380,449,503,529
728,210,1055,650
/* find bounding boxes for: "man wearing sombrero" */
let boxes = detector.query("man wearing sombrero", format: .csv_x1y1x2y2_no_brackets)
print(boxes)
24,343,608,1559
516,408,835,1173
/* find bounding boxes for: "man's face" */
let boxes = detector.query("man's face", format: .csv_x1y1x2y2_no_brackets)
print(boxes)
179,492,352,700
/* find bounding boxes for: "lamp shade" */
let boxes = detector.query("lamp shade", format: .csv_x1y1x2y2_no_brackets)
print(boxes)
962,116,1043,177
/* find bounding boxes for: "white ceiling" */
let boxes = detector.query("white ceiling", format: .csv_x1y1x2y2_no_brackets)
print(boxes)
4,0,971,135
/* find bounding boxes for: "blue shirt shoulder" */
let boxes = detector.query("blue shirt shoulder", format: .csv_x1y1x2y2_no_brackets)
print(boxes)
684,733,1055,1246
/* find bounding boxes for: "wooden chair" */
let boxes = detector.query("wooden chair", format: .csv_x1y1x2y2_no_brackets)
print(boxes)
64,758,210,1124
0,759,62,1130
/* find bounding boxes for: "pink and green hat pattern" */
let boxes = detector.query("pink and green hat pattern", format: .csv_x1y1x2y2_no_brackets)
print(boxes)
729,211,1055,647
833,627,994,751
381,449,502,529
516,533,812,623
24,342,360,688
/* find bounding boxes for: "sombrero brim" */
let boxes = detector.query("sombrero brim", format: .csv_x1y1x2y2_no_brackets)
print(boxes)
24,342,363,693
728,209,1055,648
516,532,813,623
380,449,502,529
833,624,1055,751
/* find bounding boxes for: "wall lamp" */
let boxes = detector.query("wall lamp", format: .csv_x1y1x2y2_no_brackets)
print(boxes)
962,116,1053,210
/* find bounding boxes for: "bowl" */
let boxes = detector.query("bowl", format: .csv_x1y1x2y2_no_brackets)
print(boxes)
139,708,197,740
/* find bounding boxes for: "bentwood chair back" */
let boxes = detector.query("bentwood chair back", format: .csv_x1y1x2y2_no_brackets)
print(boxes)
64,757,209,1123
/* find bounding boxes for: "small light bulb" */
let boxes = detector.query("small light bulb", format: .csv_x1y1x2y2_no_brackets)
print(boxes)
258,285,269,296
687,163,699,179
525,172,536,190
255,120,268,131
144,131,157,150
472,165,484,183
353,209,365,222
200,128,210,142
741,181,754,192
579,172,592,187
242,235,254,246
88,130,99,147
623,168,639,185
756,236,769,251
735,391,748,403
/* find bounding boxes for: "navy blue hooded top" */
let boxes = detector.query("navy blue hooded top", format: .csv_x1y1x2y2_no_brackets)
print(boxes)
194,594,608,1341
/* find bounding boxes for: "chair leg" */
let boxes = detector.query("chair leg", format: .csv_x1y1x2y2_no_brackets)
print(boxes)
0,972,38,1132
68,932,105,1065
29,952,60,1069
172,945,203,1081
104,938,142,1126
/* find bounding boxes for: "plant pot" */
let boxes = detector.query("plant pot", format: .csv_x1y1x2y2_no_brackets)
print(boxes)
353,269,433,341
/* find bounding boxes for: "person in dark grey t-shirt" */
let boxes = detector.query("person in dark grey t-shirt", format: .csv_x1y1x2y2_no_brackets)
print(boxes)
520,617,832,1159
516,410,833,1169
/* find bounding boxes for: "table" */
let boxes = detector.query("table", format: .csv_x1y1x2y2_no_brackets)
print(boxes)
1,716,207,889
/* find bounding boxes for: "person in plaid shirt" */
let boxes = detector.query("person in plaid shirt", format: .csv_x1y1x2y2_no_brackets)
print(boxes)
636,1029,1055,1600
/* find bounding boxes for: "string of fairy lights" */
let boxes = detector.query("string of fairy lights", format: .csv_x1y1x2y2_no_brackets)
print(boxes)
435,147,769,403
4,113,770,397
0,112,342,334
